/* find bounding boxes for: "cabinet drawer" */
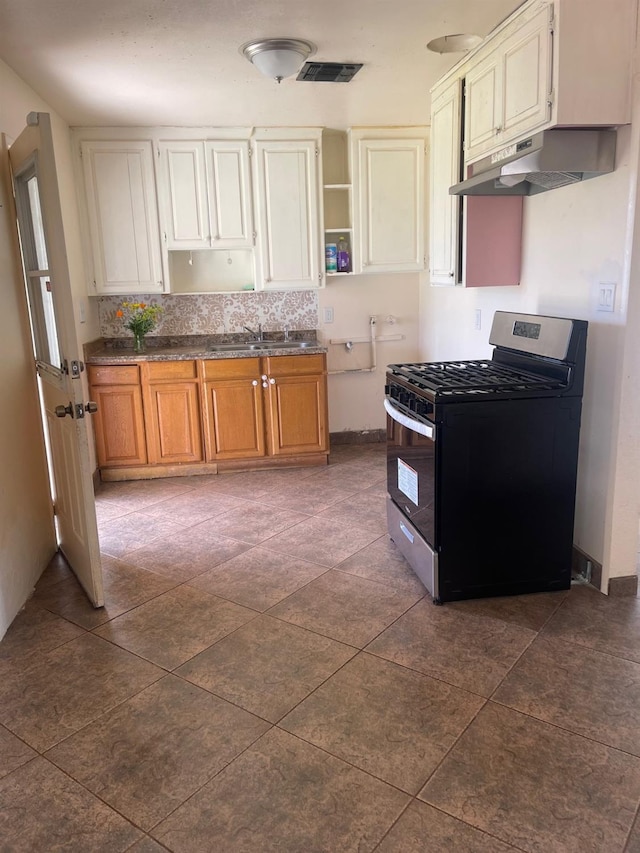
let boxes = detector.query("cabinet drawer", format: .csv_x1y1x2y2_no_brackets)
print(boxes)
202,357,261,381
146,360,197,381
265,354,326,377
88,364,140,385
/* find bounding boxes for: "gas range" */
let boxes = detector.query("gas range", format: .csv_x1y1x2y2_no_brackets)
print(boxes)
385,311,589,604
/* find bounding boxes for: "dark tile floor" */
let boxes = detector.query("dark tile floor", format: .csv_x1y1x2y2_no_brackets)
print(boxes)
2,443,640,851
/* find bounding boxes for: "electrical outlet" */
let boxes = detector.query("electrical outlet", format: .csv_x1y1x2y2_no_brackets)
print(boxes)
323,306,334,323
474,309,482,330
597,282,616,312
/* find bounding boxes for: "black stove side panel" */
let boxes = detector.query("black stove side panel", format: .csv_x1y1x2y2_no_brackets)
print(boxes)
436,396,582,602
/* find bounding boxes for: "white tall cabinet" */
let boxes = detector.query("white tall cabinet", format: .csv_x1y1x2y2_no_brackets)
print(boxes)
79,140,164,294
350,129,427,274
429,82,462,284
252,131,323,290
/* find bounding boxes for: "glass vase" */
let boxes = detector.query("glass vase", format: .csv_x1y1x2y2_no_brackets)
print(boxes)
132,331,146,354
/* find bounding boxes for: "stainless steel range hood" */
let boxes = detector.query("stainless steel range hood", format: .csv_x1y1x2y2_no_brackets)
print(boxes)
450,129,617,196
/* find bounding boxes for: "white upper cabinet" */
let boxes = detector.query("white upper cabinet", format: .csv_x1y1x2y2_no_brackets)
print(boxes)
80,140,164,295
351,130,427,274
461,0,634,165
465,5,552,163
158,139,253,250
252,134,322,290
430,80,462,284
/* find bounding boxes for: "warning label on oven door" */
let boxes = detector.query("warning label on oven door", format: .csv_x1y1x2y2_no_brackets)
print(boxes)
397,459,419,506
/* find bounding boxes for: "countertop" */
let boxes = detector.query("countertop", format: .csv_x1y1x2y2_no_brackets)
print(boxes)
84,335,327,365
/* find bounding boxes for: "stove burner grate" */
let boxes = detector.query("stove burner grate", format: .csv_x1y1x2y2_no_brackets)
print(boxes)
391,360,567,397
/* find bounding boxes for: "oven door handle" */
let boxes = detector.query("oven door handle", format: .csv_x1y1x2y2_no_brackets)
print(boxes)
384,397,435,440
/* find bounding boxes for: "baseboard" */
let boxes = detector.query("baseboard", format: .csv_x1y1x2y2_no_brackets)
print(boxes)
608,575,639,597
330,429,386,445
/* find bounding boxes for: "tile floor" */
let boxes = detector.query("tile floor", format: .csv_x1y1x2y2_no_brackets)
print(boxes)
2,443,640,851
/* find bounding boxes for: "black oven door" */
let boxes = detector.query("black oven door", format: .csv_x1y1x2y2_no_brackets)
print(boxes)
385,397,436,547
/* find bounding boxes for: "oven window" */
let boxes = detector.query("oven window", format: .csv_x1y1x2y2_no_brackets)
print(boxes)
386,417,436,546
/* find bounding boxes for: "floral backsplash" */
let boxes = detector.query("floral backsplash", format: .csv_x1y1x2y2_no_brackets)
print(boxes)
98,291,319,339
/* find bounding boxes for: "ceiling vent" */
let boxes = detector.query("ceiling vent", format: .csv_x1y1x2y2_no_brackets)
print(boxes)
296,62,363,82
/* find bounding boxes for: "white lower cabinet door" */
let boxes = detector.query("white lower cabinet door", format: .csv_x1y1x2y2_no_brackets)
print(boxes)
253,139,322,290
81,140,164,294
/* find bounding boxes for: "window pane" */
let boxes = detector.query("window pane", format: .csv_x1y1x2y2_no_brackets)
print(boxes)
26,275,61,368
27,175,49,270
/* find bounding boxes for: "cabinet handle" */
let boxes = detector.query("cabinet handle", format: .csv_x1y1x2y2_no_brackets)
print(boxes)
269,378,276,385
252,380,258,386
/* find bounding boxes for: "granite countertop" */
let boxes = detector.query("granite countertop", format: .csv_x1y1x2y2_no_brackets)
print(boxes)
84,333,326,364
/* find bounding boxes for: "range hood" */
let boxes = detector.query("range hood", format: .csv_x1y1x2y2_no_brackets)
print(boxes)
450,129,617,196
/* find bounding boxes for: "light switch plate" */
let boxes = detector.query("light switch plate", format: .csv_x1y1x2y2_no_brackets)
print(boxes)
323,306,334,323
597,282,616,312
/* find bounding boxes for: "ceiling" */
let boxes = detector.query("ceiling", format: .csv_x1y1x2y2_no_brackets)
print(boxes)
0,0,520,129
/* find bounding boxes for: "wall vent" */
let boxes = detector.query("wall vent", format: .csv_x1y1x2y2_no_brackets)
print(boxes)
296,62,363,83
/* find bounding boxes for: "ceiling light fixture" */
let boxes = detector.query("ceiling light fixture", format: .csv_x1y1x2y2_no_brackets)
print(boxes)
241,38,316,83
426,34,482,54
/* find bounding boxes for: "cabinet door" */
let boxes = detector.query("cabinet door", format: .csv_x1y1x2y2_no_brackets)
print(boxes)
205,141,253,248
91,386,147,468
464,49,503,162
80,140,164,294
501,6,553,142
354,138,425,273
142,363,202,464
204,379,265,460
265,373,328,456
144,382,203,464
89,365,147,468
158,141,210,249
430,79,462,285
253,139,321,290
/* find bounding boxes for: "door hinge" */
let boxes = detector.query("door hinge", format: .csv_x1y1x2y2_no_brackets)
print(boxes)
248,146,253,157
547,90,555,109
315,148,320,157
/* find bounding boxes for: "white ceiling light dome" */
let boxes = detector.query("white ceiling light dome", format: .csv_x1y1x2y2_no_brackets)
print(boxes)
241,38,316,83
426,34,482,54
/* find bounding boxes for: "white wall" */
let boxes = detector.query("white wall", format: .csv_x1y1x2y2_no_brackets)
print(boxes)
318,273,420,432
419,122,639,590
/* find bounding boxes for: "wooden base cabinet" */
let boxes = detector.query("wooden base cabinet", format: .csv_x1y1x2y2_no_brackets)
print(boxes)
202,358,265,460
263,355,329,456
90,354,328,479
141,361,203,464
88,365,147,467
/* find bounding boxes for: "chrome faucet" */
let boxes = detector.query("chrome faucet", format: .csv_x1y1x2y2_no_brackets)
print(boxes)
283,324,290,342
243,324,263,341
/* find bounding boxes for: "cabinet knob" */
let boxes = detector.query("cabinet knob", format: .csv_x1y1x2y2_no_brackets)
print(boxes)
269,378,276,385
262,381,268,388
261,374,267,380
252,380,258,386
495,126,503,134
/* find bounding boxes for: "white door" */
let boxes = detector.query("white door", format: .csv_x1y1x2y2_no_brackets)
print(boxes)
10,112,104,607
